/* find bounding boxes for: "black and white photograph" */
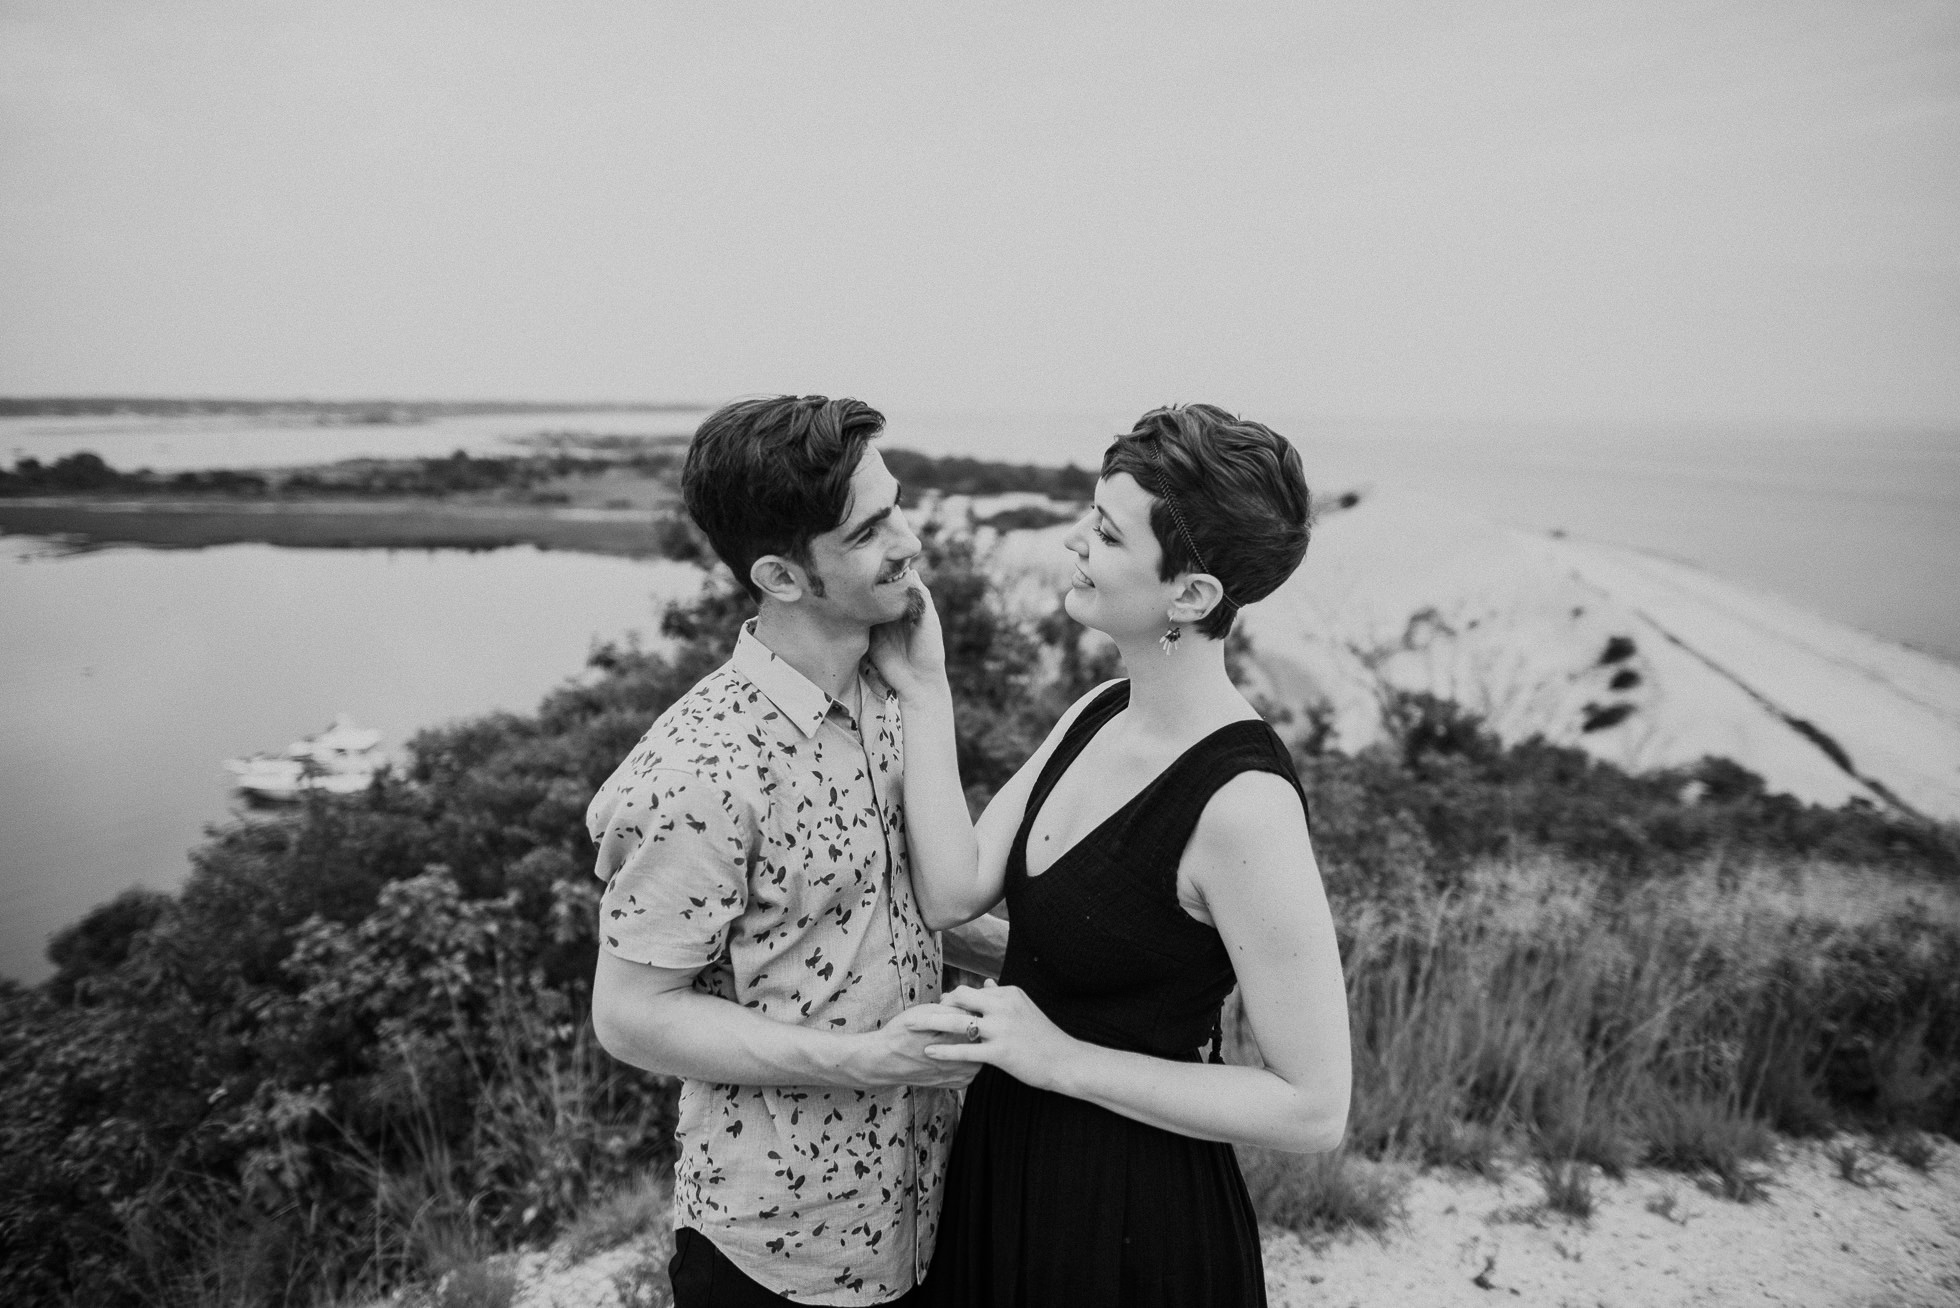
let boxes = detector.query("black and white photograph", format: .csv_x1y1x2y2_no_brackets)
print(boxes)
3,4,1957,1306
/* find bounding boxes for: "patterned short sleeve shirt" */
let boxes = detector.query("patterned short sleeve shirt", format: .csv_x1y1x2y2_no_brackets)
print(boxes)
588,620,954,1305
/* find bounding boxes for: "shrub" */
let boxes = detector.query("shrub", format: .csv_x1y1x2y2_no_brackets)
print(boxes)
1882,1129,1937,1173
1642,1097,1775,1202
1296,690,1960,890
1827,1140,1877,1187
1536,1161,1597,1220
559,1175,671,1263
1236,1147,1407,1238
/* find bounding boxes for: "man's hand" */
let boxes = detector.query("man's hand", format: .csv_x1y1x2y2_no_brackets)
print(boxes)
594,954,982,1090
846,1003,982,1088
869,574,949,702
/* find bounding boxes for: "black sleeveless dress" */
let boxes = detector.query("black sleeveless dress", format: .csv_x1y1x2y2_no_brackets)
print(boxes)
923,681,1308,1308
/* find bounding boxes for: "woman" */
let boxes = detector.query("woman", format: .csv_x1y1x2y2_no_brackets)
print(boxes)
871,403,1351,1307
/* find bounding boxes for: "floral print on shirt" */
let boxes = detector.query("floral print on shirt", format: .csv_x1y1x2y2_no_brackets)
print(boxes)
588,620,953,1305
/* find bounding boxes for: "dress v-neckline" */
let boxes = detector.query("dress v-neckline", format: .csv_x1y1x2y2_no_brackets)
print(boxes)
1017,695,1263,883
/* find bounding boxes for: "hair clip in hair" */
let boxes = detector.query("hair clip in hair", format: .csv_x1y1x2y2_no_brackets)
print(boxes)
1144,441,1238,617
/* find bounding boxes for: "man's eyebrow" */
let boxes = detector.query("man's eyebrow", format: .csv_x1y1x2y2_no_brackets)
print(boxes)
846,484,901,542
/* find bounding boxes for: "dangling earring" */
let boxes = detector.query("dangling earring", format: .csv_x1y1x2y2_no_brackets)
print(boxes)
1160,622,1183,655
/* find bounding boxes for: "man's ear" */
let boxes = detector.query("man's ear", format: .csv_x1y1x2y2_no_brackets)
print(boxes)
750,555,806,604
1167,573,1225,627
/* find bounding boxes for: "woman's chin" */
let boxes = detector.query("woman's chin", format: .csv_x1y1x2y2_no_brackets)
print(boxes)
1061,588,1107,634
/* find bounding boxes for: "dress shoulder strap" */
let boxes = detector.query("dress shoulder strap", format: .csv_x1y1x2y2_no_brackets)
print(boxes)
1135,721,1312,895
1022,680,1130,821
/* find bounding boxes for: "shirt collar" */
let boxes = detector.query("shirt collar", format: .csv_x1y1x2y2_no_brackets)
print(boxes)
730,618,892,740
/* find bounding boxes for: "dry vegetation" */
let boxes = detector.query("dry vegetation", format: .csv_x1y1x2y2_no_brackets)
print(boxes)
1231,854,1959,1243
3,524,1954,1307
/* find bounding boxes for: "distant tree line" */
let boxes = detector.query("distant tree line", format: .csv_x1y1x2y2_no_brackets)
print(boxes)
0,450,658,499
1,447,1097,504
881,447,1096,500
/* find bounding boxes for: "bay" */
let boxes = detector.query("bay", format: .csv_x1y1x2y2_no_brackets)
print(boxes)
0,541,704,982
0,408,709,472
9,408,1955,665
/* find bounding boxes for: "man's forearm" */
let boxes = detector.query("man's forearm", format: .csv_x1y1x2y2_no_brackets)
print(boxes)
597,982,859,1085
591,952,964,1090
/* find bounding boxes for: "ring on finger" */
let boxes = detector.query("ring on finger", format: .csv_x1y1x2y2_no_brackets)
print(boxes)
965,1019,981,1043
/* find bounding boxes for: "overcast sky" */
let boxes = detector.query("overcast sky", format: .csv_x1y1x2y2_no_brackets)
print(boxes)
3,1,1956,427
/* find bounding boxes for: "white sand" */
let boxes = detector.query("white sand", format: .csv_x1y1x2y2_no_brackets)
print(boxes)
985,491,1960,822
502,1139,1959,1308
1265,1140,1960,1308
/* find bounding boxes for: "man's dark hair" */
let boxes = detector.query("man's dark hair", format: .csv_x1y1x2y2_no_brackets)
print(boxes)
682,395,886,600
1100,403,1312,640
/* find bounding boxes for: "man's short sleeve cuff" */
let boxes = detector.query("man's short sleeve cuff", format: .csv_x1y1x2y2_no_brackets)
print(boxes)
591,770,750,968
598,869,733,969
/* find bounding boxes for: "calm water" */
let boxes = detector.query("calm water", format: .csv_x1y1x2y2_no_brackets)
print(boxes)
0,541,704,982
0,409,709,472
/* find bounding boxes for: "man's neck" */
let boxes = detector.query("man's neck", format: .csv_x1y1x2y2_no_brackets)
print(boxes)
752,603,871,702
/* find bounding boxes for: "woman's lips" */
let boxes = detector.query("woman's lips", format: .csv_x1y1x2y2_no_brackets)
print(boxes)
1071,567,1094,589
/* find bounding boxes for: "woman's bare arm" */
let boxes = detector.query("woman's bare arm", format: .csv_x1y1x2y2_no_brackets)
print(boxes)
917,770,1350,1153
872,576,1120,927
892,677,1115,928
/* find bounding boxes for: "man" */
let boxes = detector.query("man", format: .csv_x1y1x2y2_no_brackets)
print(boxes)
589,395,1005,1308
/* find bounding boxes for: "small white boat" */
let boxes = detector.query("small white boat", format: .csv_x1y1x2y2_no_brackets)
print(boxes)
225,714,383,803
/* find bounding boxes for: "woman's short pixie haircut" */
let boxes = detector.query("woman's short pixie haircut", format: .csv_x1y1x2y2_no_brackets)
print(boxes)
682,395,885,601
1100,403,1312,640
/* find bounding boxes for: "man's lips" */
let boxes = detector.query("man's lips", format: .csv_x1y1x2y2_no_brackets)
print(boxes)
877,564,914,585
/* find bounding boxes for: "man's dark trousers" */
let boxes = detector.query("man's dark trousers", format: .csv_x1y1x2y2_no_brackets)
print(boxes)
669,1228,926,1308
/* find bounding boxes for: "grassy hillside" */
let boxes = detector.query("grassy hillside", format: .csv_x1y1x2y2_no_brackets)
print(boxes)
2,533,1954,1307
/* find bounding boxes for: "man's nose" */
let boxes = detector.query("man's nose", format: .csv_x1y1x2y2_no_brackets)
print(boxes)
892,509,923,559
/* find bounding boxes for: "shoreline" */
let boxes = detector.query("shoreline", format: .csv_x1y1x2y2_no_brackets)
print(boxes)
0,497,667,557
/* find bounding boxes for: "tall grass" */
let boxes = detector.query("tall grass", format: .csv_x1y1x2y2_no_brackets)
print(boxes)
1237,854,1960,1226
124,996,673,1308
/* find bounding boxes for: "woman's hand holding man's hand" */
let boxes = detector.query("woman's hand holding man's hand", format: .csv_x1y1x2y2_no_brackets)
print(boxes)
912,981,1079,1094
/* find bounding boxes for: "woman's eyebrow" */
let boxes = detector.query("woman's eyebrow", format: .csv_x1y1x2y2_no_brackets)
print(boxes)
1094,503,1122,539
